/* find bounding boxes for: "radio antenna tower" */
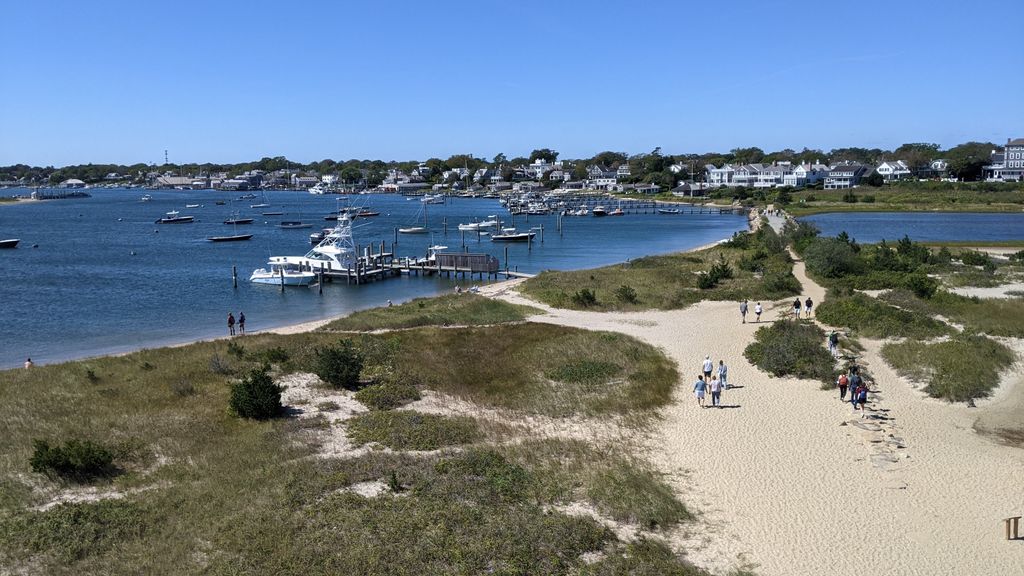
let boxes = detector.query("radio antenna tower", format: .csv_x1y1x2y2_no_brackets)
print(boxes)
164,149,168,165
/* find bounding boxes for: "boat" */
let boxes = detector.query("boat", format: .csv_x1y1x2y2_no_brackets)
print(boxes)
592,206,608,217
155,210,194,224
308,184,325,195
249,261,316,286
223,217,254,225
490,227,536,242
355,210,380,217
609,207,624,216
185,204,200,208
207,234,253,243
261,211,284,216
399,202,429,234
458,216,500,231
657,208,681,214
140,194,153,202
238,193,257,200
0,239,19,249
214,200,227,206
252,214,359,283
278,221,313,229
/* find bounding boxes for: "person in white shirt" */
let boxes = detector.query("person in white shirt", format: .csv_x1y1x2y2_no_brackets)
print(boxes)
702,355,714,381
754,302,763,322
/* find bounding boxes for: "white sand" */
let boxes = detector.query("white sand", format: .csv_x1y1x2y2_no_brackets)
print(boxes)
485,256,1024,576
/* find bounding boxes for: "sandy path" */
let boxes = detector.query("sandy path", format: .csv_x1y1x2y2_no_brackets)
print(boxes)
485,263,1024,575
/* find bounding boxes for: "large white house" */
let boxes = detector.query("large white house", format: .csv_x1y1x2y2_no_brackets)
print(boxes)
824,164,871,189
754,162,793,188
783,162,830,187
875,160,912,181
984,138,1024,181
707,164,735,186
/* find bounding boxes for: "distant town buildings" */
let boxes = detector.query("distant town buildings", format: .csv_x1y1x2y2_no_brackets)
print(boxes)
984,138,1024,182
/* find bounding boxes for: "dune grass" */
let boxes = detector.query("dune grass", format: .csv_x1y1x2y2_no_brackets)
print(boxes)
320,293,539,331
521,228,799,311
880,289,1024,338
346,410,480,451
0,316,700,574
815,291,952,339
881,333,1015,402
744,320,836,385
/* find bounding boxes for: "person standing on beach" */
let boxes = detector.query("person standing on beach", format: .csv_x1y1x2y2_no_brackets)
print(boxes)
702,355,714,381
709,375,722,408
805,297,814,318
828,330,839,357
855,382,869,412
227,312,235,336
718,360,729,390
238,312,246,335
849,369,862,410
739,300,749,323
694,375,707,408
837,372,849,401
754,302,762,322
792,298,802,319
24,358,33,369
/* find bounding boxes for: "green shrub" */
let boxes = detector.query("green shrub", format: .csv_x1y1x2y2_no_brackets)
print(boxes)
696,271,717,289
208,353,232,375
315,340,364,390
815,292,950,338
613,284,638,304
783,219,821,253
903,272,938,299
254,346,290,364
229,365,283,419
882,334,1015,402
354,381,421,410
347,411,479,451
571,288,598,308
30,439,115,480
226,341,245,358
1009,249,1024,262
861,194,875,203
842,191,858,203
803,237,862,278
959,250,991,266
744,320,836,384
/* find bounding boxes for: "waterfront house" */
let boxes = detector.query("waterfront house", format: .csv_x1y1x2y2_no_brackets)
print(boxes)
633,183,661,194
784,162,829,187
527,159,556,179
473,168,493,183
616,164,632,179
824,164,870,189
58,178,86,188
754,162,793,188
586,164,617,180
732,164,763,187
984,138,1024,181
875,160,912,182
707,164,734,186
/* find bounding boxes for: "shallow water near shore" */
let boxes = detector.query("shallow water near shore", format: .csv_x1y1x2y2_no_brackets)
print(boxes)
0,188,746,368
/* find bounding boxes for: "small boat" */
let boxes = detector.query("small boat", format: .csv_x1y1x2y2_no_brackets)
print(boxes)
250,203,270,209
491,227,536,242
250,260,316,286
238,193,257,200
310,229,332,244
0,239,20,249
278,221,313,229
609,207,624,216
592,206,607,217
185,204,200,208
207,234,253,243
398,226,428,234
223,217,254,225
356,210,380,217
214,200,227,205
261,211,284,216
155,210,194,224
140,194,153,202
657,208,681,214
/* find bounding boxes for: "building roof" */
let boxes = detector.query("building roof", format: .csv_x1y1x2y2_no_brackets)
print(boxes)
1006,138,1024,146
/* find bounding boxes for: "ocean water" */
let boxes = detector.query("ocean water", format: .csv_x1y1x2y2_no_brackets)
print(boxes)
802,212,1024,243
0,189,747,368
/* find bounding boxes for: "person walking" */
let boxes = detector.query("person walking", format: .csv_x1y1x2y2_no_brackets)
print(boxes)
837,372,849,401
805,297,814,318
739,300,749,324
227,312,236,336
849,369,863,410
702,355,714,381
855,382,869,413
754,302,762,323
792,298,802,319
694,375,707,409
718,360,729,390
238,312,246,335
828,330,839,357
709,375,722,408
24,358,33,369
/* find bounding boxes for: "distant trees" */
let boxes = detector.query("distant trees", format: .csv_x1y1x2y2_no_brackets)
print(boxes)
529,148,558,163
945,141,996,180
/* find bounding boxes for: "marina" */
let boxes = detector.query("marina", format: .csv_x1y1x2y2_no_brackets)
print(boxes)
0,187,748,368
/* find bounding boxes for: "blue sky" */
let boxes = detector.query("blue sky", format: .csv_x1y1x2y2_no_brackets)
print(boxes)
1,0,1021,166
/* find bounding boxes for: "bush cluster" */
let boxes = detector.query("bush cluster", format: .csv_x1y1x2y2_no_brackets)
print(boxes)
571,288,598,308
354,380,421,410
744,320,836,384
697,255,734,290
229,365,283,419
315,340,364,390
958,250,991,267
30,439,115,480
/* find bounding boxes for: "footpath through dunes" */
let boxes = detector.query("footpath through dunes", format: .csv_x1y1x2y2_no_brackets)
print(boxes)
483,260,1024,576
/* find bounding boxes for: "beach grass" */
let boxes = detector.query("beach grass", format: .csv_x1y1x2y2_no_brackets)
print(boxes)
520,227,799,311
881,333,1015,402
815,291,952,339
744,320,836,385
345,410,480,451
784,184,1024,216
320,293,539,331
880,289,1024,338
0,316,703,574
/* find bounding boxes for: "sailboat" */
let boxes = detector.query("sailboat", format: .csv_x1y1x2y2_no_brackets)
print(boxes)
249,191,270,209
209,211,253,242
398,202,429,234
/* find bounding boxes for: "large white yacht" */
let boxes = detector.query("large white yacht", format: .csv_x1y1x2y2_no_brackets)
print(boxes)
250,214,359,286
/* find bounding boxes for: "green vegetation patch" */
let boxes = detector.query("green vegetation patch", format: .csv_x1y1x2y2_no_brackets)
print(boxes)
321,293,539,331
346,410,480,451
29,439,115,481
354,381,421,410
815,291,951,339
580,538,710,575
1,500,148,563
229,365,284,420
881,334,1015,402
880,289,1024,338
744,320,836,385
522,225,798,311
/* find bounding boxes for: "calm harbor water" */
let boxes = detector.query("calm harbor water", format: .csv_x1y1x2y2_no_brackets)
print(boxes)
0,189,747,368
802,212,1024,243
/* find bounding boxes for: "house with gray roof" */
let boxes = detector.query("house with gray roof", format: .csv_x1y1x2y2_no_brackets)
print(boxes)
984,138,1024,181
824,164,871,189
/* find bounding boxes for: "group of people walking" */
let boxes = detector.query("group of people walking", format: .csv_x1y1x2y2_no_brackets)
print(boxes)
738,300,762,323
693,356,730,408
793,297,814,319
837,367,869,412
227,312,246,336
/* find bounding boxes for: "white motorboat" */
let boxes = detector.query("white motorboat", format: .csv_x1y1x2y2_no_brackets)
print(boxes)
490,227,536,242
308,184,325,195
592,206,608,217
140,194,152,202
251,214,359,282
249,261,316,286
155,210,194,224
457,216,500,231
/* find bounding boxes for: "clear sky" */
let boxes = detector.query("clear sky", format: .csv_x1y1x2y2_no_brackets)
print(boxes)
1,0,1021,166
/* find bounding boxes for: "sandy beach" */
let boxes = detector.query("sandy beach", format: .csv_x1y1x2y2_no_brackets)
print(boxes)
478,260,1024,575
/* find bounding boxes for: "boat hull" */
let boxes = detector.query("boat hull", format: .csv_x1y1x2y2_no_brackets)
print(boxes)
207,234,253,242
0,239,19,249
249,272,315,286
